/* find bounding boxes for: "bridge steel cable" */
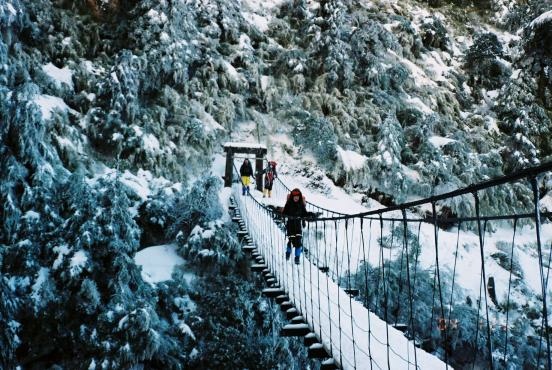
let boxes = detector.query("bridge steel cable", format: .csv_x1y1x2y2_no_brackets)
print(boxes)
503,218,517,364
232,160,552,370
532,177,552,370
474,194,494,370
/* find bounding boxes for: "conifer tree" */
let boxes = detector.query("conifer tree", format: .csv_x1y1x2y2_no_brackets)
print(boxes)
371,112,408,201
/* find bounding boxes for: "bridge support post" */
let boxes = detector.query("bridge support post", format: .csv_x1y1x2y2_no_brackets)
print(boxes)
255,149,264,192
224,148,234,187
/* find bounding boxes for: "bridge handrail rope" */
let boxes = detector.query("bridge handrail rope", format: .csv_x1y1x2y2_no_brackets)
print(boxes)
273,161,552,223
231,159,552,370
274,175,349,216
276,173,552,224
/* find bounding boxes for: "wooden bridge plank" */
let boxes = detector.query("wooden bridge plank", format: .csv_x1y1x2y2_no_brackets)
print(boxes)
262,288,285,298
280,323,310,337
308,343,329,359
251,264,267,271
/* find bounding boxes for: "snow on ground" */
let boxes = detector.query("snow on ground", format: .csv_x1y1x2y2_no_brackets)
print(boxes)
241,0,287,32
135,244,185,284
337,146,368,171
428,135,456,148
42,62,73,88
33,94,74,120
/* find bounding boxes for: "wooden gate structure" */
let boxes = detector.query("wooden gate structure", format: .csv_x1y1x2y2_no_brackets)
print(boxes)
223,142,267,192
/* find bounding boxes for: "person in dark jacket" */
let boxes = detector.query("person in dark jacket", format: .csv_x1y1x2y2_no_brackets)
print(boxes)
239,158,254,195
282,188,308,264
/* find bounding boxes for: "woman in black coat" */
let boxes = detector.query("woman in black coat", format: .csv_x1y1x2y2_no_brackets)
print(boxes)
282,188,308,264
239,159,254,195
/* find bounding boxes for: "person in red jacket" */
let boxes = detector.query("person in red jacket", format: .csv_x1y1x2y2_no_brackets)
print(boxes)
262,161,277,198
282,188,308,264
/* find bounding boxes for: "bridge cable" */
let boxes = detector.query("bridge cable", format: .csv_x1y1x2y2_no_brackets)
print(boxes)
334,220,344,368
432,201,449,368
474,192,494,369
446,223,462,363
412,222,423,296
394,217,407,327
531,177,551,370
323,219,334,358
314,220,324,355
361,218,375,370
402,209,419,369
471,219,487,370
306,220,314,343
503,217,518,364
379,214,392,370
345,219,358,368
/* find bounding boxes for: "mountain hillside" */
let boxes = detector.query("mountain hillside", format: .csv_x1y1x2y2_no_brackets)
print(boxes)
0,0,550,368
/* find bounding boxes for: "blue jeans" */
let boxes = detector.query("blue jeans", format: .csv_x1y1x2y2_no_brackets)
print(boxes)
286,235,302,257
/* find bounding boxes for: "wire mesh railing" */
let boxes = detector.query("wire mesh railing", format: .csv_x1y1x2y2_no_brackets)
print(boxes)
232,160,552,370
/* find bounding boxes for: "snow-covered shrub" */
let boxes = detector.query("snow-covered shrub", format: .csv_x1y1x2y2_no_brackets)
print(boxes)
0,0,24,30
350,19,400,83
268,18,294,47
390,17,423,59
86,107,127,155
502,0,551,31
169,176,223,240
420,17,450,52
179,222,242,272
271,49,308,77
385,63,410,91
135,189,174,248
186,265,310,369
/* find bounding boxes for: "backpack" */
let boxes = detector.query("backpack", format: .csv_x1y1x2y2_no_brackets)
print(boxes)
265,170,274,183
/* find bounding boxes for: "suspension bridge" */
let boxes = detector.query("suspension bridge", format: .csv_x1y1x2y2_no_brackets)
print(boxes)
227,150,552,370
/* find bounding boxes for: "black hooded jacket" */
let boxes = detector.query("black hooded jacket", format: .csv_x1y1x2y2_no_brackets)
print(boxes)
282,190,308,235
240,160,253,176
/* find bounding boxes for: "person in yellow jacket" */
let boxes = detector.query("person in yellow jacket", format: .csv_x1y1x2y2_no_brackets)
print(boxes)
239,158,253,195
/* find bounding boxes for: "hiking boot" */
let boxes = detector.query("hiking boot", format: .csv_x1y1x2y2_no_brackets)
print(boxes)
285,252,290,261
294,256,300,265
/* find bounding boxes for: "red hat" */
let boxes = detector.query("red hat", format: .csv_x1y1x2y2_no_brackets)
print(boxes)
290,188,301,196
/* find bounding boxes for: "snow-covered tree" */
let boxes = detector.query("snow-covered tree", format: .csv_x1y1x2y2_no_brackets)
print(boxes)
465,32,511,91
292,113,338,165
0,275,19,368
495,77,551,173
370,112,408,201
